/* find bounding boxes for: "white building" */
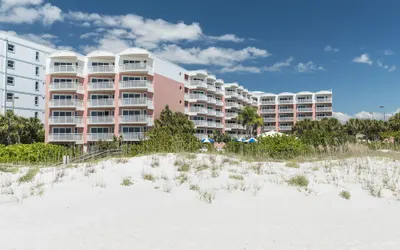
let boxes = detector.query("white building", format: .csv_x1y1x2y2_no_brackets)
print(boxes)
0,32,54,122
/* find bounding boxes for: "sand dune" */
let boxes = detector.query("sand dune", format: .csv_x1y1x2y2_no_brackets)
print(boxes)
1,154,400,250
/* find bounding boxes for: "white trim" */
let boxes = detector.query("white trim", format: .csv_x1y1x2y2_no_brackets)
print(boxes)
51,110,74,116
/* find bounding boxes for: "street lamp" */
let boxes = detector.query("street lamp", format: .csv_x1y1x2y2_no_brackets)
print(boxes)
380,106,385,121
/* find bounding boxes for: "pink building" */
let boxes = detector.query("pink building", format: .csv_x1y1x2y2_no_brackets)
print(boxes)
45,48,333,150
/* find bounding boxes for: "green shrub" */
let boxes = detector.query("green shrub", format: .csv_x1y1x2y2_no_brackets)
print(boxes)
285,161,300,168
142,173,155,182
121,177,134,186
177,163,190,172
229,174,244,180
0,166,19,174
339,190,351,200
288,175,309,187
18,168,39,183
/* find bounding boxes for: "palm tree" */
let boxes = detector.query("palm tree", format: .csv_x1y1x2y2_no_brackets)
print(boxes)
238,106,262,136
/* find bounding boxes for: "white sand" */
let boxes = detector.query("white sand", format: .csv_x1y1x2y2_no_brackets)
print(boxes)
1,154,400,250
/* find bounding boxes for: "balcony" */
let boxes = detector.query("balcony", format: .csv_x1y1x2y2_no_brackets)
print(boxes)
119,98,154,109
88,99,115,108
87,116,115,124
279,126,292,131
207,85,216,92
121,132,144,141
49,65,83,75
88,65,115,74
279,117,294,122
189,107,208,115
225,123,239,129
279,109,294,113
48,133,83,143
263,126,276,131
207,121,216,127
316,107,332,112
215,88,224,95
192,120,207,127
49,116,83,126
207,109,216,116
261,109,276,114
225,92,238,98
279,99,293,104
225,113,238,119
88,82,114,91
297,116,313,121
207,97,216,104
49,99,83,110
189,80,207,89
261,100,276,105
297,108,313,112
263,117,276,122
119,80,153,92
87,133,114,141
316,116,332,120
215,100,223,106
49,82,83,93
252,100,258,105
237,95,244,100
216,123,224,129
188,94,207,102
215,111,224,117
297,99,313,104
194,133,208,140
226,102,239,109
119,115,153,125
316,98,332,103
119,63,153,74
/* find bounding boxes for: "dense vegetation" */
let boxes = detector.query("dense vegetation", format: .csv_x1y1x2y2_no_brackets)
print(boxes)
0,111,44,145
237,106,263,136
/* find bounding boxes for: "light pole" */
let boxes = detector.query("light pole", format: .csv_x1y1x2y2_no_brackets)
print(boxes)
380,106,385,121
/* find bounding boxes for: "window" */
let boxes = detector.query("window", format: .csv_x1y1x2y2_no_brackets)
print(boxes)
7,44,15,52
35,51,39,61
7,76,14,85
35,97,39,106
34,112,38,119
6,93,13,101
7,60,14,69
184,74,189,81
53,128,72,134
35,66,39,76
35,82,39,91
90,127,109,133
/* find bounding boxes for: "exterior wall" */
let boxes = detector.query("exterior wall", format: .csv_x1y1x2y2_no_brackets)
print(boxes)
153,73,185,119
0,32,54,122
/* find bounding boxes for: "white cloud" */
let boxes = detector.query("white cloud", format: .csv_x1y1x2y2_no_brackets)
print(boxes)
207,34,245,42
352,53,372,65
376,60,396,72
0,0,43,10
264,57,293,72
389,66,396,72
220,65,261,73
334,109,400,123
295,61,325,73
3,30,73,50
333,112,352,124
80,37,133,54
155,44,270,67
384,49,394,56
324,45,339,52
0,3,62,25
81,21,91,27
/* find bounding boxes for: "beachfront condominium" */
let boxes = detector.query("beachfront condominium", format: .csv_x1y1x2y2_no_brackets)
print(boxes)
45,48,332,150
0,32,54,122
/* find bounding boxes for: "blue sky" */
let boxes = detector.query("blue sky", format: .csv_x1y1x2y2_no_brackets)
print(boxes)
1,0,399,121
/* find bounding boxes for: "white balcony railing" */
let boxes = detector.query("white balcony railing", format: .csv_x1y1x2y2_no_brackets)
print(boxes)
88,99,115,107
207,97,216,104
189,94,207,101
119,98,153,107
261,101,276,105
316,107,332,112
263,118,276,122
226,92,238,98
190,80,207,88
297,116,313,121
49,82,83,92
48,133,83,142
49,99,83,108
87,116,115,124
279,126,292,131
189,107,208,114
119,80,153,91
216,88,224,94
87,133,114,141
225,123,239,129
119,63,152,72
226,102,239,108
121,132,144,141
49,116,83,125
226,113,238,118
119,115,152,124
88,65,115,73
207,85,216,92
88,82,114,90
297,108,313,112
279,117,294,121
316,98,332,103
261,109,275,114
215,100,223,106
207,109,216,116
297,99,313,104
49,65,83,74
215,111,224,117
263,126,276,131
279,99,293,104
207,121,216,127
317,116,333,120
216,123,224,128
194,133,208,140
279,109,294,113
192,120,207,127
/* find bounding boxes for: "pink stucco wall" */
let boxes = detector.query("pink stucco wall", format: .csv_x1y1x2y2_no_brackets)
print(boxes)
44,75,51,143
153,73,185,119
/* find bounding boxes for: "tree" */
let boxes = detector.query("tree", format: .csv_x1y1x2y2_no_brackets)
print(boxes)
154,105,195,135
388,112,400,131
211,130,231,143
237,106,262,136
